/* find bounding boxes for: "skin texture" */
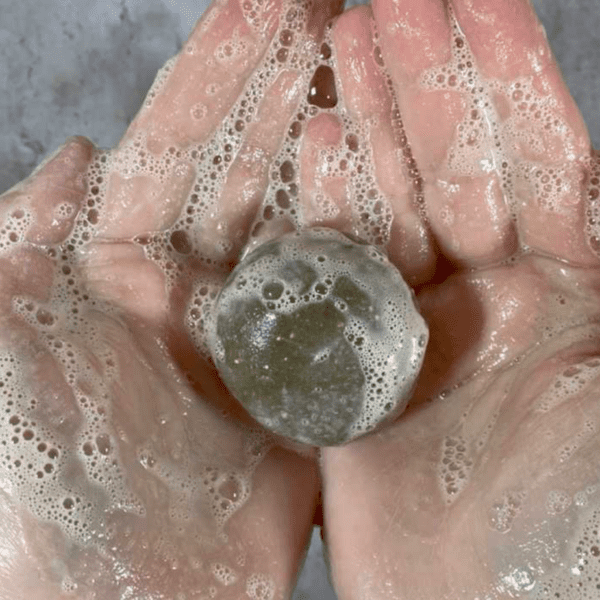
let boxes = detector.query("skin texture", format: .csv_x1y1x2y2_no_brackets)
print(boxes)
0,0,599,599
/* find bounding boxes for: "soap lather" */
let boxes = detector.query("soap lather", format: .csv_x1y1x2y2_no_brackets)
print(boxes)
207,228,428,446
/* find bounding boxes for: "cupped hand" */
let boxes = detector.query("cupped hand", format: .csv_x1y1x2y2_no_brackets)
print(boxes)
320,1,600,599
2,0,600,598
0,0,346,597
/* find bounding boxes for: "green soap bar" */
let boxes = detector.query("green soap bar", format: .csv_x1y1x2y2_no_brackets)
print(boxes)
207,228,428,446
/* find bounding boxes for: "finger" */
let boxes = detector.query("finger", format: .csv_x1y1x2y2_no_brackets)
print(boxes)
0,246,56,357
94,158,197,240
0,136,94,247
96,0,344,243
193,69,306,263
0,137,93,344
78,242,170,323
93,69,301,245
124,0,343,153
451,0,584,88
372,0,519,269
371,0,456,167
123,0,284,152
226,445,321,597
331,5,437,285
297,111,354,232
95,0,288,241
450,0,595,264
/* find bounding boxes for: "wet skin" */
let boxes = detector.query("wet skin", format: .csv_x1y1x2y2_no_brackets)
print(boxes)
1,0,600,599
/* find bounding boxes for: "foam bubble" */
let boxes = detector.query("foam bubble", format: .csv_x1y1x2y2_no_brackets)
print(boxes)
584,150,600,255
438,435,474,505
246,573,275,600
488,490,527,534
142,56,177,110
533,359,600,413
418,4,579,228
211,561,238,586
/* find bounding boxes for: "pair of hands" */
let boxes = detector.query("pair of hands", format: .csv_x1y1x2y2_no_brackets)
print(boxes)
1,0,600,598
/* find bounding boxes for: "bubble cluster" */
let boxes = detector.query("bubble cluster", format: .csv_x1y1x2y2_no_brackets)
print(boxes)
480,484,600,599
534,358,600,414
143,56,177,110
186,277,223,359
207,228,428,446
246,573,275,600
585,150,600,254
525,495,600,599
0,207,32,250
438,435,474,504
211,561,238,586
488,490,527,534
420,4,583,227
546,489,572,516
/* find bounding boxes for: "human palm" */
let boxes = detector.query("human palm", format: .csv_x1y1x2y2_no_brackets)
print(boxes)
1,0,599,599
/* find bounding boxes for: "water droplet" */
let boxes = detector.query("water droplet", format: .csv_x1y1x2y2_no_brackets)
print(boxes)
36,309,55,326
373,45,384,67
345,133,359,152
276,189,291,208
279,29,293,46
276,47,288,63
190,102,208,120
320,43,332,60
288,121,302,139
501,567,536,594
96,434,111,456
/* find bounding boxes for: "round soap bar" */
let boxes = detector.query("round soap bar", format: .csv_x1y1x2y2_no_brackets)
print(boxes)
207,228,428,446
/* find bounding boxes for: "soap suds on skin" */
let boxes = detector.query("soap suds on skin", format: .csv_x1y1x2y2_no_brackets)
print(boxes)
0,0,599,597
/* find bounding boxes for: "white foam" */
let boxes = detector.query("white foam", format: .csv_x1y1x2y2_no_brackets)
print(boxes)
245,573,276,600
437,435,474,505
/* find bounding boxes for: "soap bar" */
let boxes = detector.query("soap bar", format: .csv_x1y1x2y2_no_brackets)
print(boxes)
207,228,428,446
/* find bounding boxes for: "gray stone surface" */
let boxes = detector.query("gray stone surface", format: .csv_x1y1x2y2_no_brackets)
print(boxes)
0,1,599,599
0,0,196,194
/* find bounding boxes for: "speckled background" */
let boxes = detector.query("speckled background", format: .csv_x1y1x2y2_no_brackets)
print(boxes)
1,0,599,598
